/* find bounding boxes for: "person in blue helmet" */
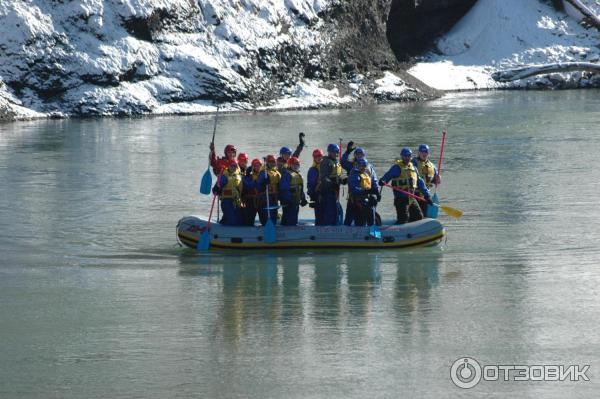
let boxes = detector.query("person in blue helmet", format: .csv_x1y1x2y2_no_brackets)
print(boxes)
279,132,306,168
319,143,345,225
279,157,308,226
348,158,379,226
412,144,441,216
379,147,432,224
307,148,324,225
341,141,380,225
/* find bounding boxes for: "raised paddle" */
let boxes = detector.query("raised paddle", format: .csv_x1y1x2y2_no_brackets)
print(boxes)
383,183,463,219
198,171,222,251
263,161,277,243
427,129,446,218
200,107,220,195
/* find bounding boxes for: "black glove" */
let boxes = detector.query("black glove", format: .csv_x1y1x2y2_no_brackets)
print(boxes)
309,202,316,208
340,176,348,185
300,198,308,207
345,141,355,154
378,180,386,187
212,185,221,195
299,132,306,146
376,193,382,203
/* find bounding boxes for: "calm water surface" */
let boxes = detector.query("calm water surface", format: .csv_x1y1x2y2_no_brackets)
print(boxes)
1,90,599,398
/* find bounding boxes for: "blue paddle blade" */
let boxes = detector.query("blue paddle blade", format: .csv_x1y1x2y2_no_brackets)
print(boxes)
265,219,276,243
427,193,440,219
197,229,211,251
369,224,381,239
336,202,343,225
200,169,212,195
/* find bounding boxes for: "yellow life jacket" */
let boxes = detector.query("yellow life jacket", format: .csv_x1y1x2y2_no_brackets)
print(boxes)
245,170,261,198
221,169,243,204
289,170,304,203
416,158,435,188
391,159,417,191
359,171,372,190
266,166,281,194
331,161,342,179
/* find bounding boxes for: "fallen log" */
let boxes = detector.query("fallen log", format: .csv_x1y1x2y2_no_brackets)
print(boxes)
491,62,600,82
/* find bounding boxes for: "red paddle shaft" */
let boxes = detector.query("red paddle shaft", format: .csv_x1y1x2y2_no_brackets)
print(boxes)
383,183,428,203
438,130,446,177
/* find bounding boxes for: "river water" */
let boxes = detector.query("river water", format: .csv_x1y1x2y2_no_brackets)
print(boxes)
1,90,599,398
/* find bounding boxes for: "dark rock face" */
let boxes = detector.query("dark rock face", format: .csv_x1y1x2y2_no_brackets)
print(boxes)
387,0,478,60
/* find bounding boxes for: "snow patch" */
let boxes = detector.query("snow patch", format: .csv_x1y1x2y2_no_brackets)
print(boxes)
408,0,600,90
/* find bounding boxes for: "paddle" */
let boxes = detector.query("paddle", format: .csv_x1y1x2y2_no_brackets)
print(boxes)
369,202,381,239
263,162,277,243
383,183,463,219
200,107,220,194
427,130,446,218
336,138,344,225
197,172,222,251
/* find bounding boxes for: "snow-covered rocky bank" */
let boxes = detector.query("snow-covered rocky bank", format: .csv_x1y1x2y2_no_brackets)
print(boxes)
0,0,439,120
408,0,600,90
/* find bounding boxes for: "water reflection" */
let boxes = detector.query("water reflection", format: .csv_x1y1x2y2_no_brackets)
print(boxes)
178,251,443,341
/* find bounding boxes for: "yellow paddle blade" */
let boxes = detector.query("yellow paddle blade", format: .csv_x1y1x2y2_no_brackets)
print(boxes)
440,205,463,219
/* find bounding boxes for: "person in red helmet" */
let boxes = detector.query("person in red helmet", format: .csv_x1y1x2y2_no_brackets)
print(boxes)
279,157,307,226
256,155,281,226
209,143,238,175
237,152,249,173
213,159,243,225
241,158,263,225
307,148,324,225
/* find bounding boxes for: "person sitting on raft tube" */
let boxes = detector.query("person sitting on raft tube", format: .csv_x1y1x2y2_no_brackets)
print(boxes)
412,144,441,217
307,148,324,226
209,143,239,175
349,158,379,227
341,142,379,225
213,159,243,226
257,155,282,226
278,132,306,168
240,158,262,226
279,157,308,226
379,147,432,225
319,143,345,226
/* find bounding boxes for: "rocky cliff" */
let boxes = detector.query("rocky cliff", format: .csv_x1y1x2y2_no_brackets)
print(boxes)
0,0,450,120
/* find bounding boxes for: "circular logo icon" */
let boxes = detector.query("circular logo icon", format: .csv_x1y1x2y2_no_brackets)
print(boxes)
450,357,482,389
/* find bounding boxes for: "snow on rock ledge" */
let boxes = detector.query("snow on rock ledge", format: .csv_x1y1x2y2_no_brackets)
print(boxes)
0,0,428,120
408,0,600,91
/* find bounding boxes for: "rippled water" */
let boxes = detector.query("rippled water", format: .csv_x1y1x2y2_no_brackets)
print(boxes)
1,90,600,398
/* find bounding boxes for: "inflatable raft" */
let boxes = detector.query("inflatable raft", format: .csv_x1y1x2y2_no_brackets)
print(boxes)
176,216,445,250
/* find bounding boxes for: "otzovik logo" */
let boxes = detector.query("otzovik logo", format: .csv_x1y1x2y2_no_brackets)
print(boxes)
450,357,482,389
450,357,591,389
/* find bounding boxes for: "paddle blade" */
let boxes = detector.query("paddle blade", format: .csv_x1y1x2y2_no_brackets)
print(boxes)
197,229,211,251
440,205,464,219
200,169,212,195
265,220,276,243
426,193,440,218
336,202,343,225
369,224,381,239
